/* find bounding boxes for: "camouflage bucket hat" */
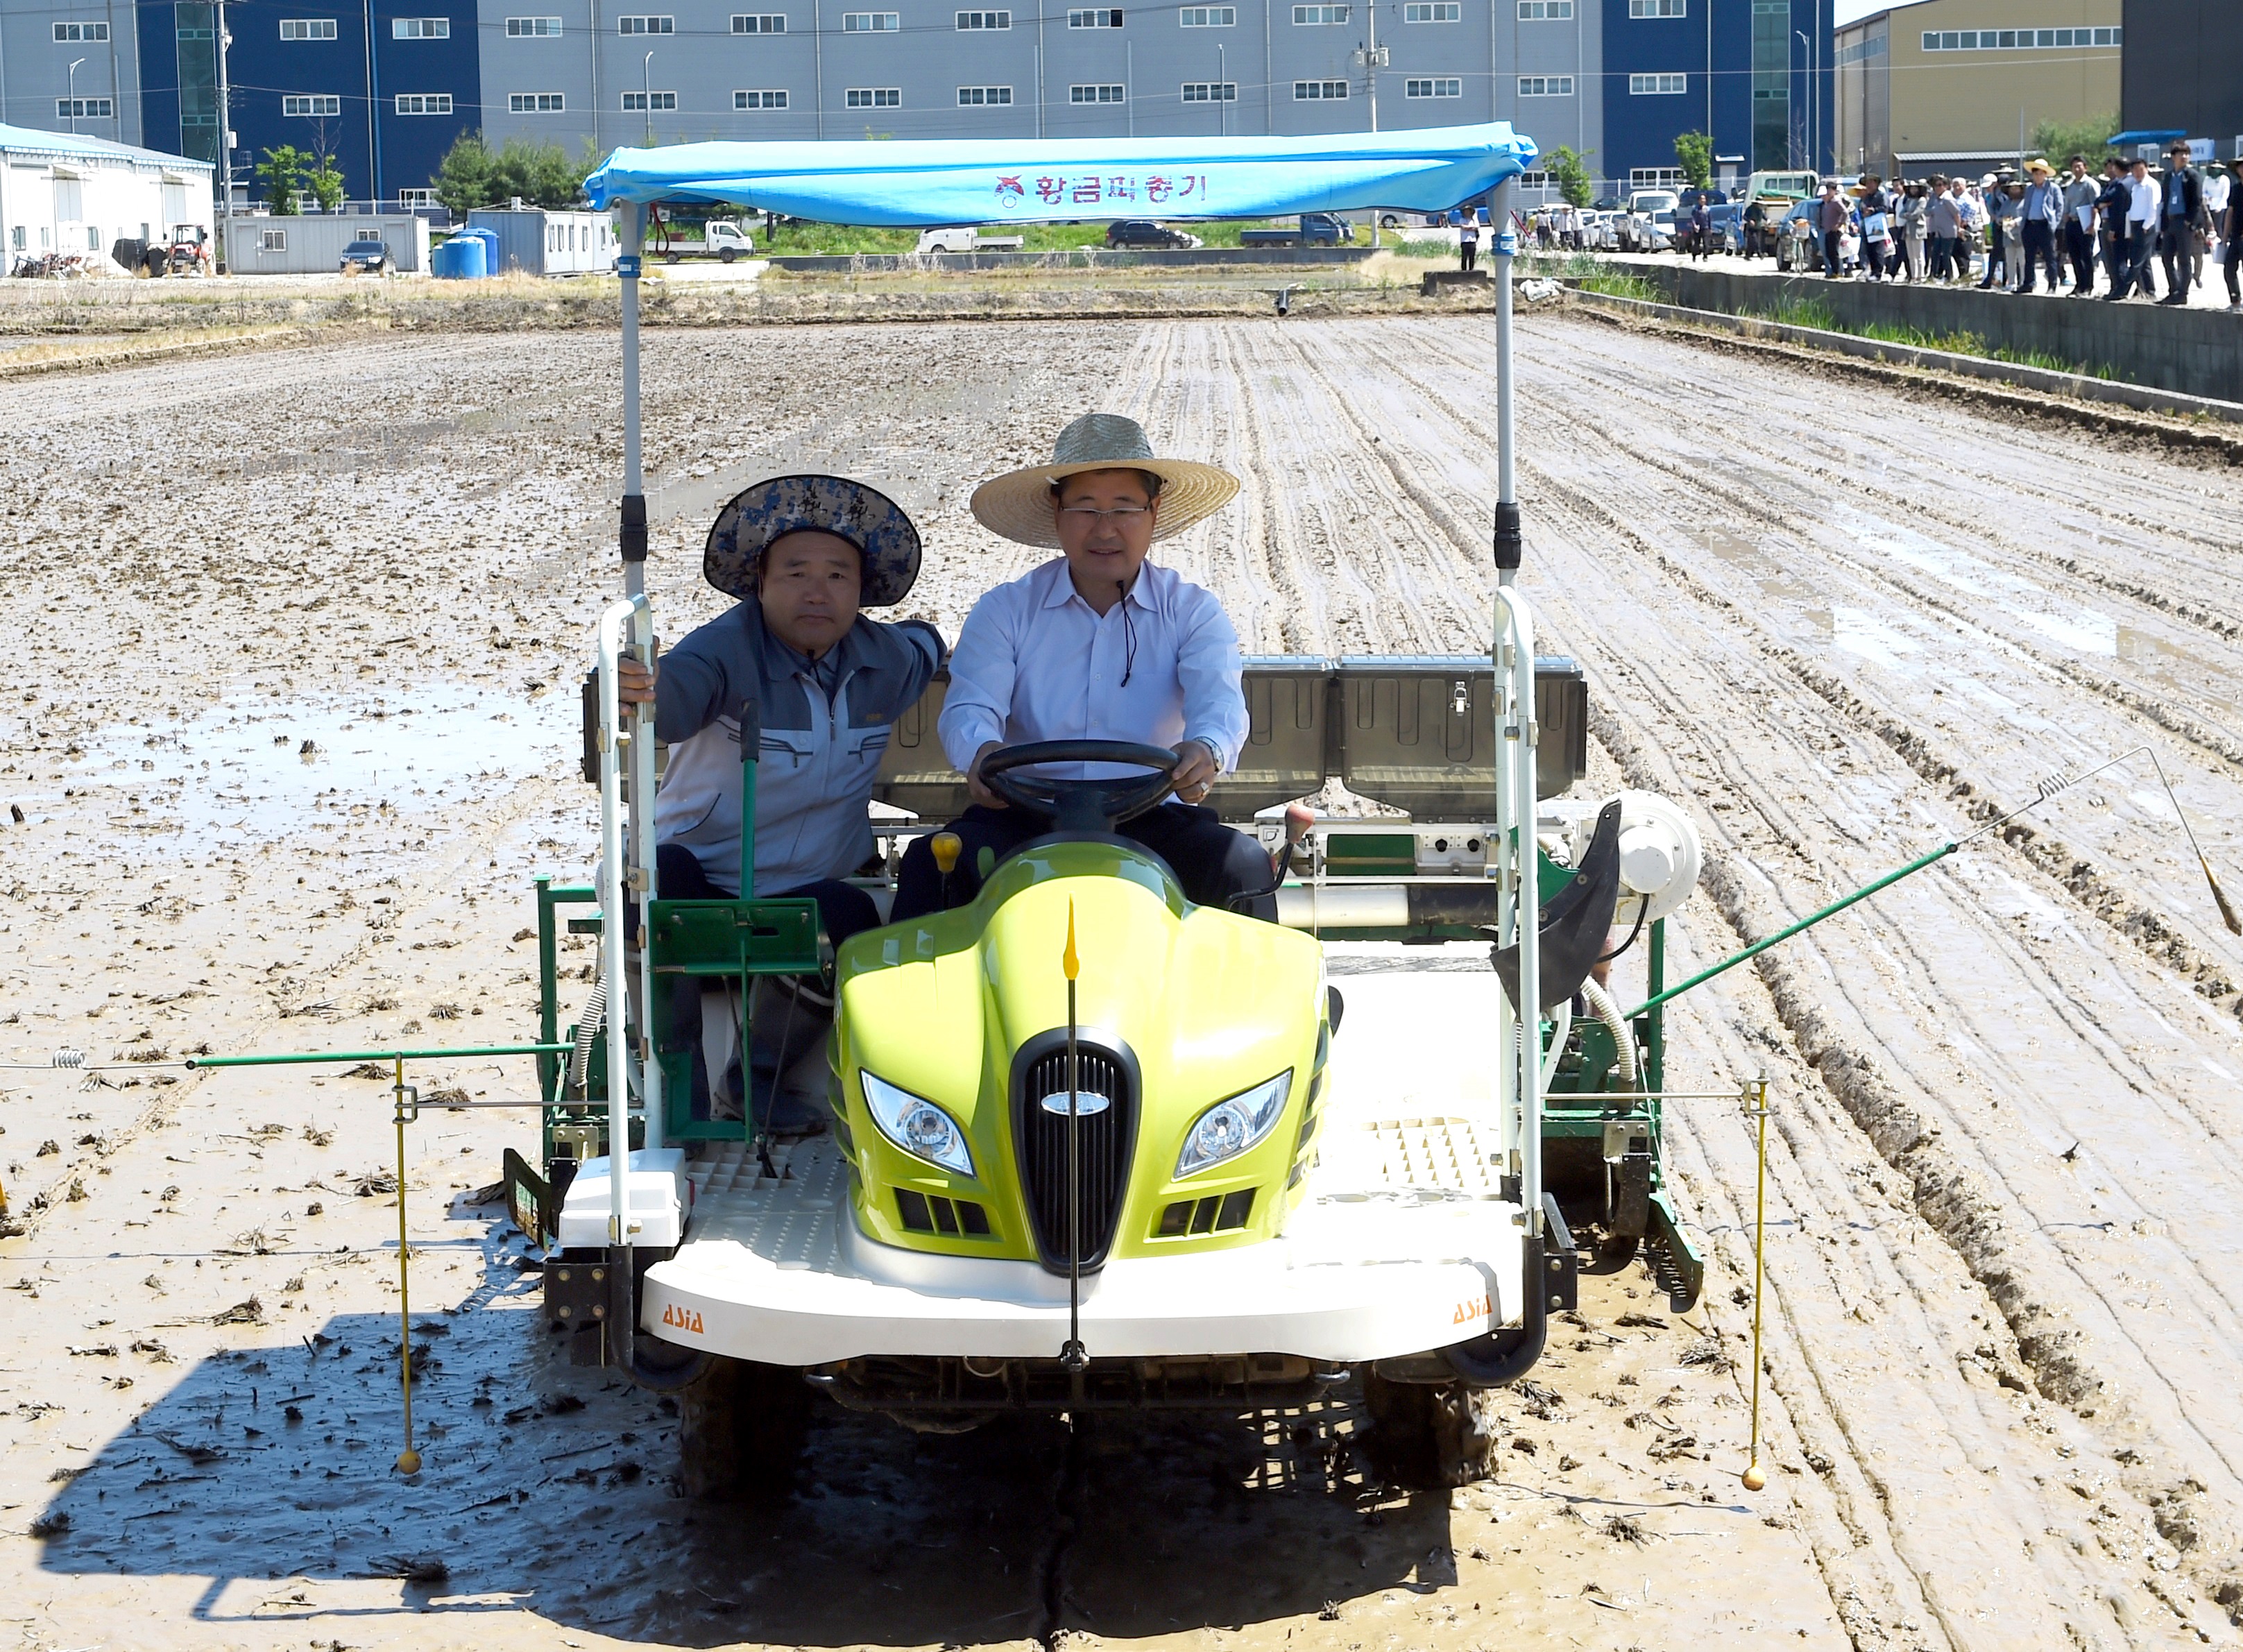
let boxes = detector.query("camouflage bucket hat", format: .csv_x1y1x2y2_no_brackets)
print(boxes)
703,474,921,606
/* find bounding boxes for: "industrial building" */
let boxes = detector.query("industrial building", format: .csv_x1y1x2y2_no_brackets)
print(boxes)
2117,1,2242,161
0,0,1834,210
470,0,1832,193
1,119,213,263
1834,0,2123,182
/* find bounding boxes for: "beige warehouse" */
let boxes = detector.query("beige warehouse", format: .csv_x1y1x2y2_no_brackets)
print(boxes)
1836,0,2122,181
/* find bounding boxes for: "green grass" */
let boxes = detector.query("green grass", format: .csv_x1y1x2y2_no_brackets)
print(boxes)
1716,292,2122,382
1574,269,1661,302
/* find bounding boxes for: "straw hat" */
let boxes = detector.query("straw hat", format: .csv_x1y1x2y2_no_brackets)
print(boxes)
969,413,1240,548
2026,157,2052,176
703,473,920,606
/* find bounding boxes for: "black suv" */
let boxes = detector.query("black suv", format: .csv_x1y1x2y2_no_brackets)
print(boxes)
340,237,391,274
1105,219,1197,250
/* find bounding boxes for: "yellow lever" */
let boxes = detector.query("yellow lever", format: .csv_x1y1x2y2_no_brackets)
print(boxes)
931,831,962,876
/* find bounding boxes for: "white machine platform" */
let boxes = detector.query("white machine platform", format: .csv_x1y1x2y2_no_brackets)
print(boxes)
638,971,1527,1368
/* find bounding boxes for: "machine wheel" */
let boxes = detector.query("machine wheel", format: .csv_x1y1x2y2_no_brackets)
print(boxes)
675,1354,811,1501
1360,1374,1497,1489
719,246,737,264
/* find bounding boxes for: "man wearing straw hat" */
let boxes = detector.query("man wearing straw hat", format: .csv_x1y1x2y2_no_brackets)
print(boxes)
889,412,1268,921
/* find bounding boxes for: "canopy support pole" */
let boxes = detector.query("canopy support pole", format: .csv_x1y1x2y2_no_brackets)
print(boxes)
1491,176,1521,585
619,200,648,599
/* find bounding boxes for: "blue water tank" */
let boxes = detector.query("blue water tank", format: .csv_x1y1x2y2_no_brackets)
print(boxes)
432,235,486,280
463,225,501,275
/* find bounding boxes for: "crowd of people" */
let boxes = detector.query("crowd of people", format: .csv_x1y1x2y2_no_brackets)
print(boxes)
1773,143,2240,307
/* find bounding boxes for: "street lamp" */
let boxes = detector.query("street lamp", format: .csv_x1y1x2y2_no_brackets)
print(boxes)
1217,42,1225,137
1795,28,1816,177
67,58,86,131
642,51,654,146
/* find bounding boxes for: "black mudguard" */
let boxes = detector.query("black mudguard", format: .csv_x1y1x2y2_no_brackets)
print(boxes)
1494,799,1624,1014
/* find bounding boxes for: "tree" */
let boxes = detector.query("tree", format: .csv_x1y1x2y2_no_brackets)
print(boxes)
491,138,585,208
305,158,345,214
434,133,496,215
1673,130,1714,191
256,145,309,214
437,135,585,212
2030,110,2119,167
1546,145,1593,209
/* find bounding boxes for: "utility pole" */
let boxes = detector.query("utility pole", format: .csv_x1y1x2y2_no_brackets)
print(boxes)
1354,2,1385,132
1126,40,1132,136
214,0,233,269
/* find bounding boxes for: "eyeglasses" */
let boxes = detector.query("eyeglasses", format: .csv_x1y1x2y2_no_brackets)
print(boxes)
1058,506,1152,527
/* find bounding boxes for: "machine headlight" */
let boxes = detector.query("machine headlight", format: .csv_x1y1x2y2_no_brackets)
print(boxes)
1176,1071,1293,1179
861,1071,975,1177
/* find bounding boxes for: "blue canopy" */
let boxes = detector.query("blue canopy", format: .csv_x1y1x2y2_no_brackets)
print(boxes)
583,123,1537,225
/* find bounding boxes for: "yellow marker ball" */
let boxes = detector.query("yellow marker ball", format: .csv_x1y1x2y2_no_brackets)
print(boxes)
931,831,962,875
395,1448,423,1476
1741,1461,1766,1492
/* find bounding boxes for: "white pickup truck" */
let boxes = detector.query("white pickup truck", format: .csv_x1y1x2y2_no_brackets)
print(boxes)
660,219,758,263
701,221,756,262
914,227,1027,254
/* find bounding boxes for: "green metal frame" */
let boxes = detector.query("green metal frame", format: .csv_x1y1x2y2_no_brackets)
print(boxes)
1539,917,1703,1309
646,894,824,1141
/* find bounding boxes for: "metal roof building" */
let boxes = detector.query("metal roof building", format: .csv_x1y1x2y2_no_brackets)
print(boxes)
1,120,214,266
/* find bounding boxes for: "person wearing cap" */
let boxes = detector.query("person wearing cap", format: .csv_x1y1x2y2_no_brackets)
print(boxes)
615,475,946,1123
2018,159,2063,293
617,473,944,935
889,412,1266,923
2158,142,2208,306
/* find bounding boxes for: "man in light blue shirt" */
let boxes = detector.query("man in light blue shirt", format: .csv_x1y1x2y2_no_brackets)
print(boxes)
889,413,1269,920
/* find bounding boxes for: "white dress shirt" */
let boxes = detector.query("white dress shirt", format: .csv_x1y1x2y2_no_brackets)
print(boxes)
939,558,1249,781
2127,176,2161,231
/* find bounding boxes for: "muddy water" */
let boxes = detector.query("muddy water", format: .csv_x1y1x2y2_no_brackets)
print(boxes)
5,315,2242,1649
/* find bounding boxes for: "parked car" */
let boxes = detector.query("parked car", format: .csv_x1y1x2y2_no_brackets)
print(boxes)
1106,219,1202,250
1701,201,1744,254
339,237,390,275
1773,198,1827,272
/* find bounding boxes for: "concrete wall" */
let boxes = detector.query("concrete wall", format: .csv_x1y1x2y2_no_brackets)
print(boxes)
1629,261,2243,406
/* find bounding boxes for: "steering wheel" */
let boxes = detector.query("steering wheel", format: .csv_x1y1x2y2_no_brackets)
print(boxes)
976,740,1185,833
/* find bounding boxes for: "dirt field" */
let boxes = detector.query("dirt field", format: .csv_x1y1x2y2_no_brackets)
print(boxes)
3,311,2242,1651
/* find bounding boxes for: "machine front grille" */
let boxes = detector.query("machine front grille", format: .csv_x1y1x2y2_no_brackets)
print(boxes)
1014,1041,1136,1274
